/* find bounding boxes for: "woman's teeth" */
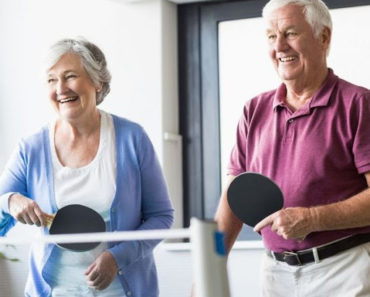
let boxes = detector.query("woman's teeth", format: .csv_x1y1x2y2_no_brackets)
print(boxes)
60,97,77,103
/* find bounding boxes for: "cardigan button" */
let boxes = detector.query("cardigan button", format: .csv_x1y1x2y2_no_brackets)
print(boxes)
126,291,132,296
118,269,123,275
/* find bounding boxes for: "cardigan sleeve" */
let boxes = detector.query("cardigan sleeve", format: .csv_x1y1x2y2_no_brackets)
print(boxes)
0,143,28,235
108,128,174,269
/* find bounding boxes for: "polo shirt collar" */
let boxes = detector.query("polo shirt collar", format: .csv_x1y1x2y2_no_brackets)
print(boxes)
272,68,338,111
273,84,287,110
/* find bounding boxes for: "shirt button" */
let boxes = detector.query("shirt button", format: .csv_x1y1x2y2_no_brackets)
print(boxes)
126,291,132,296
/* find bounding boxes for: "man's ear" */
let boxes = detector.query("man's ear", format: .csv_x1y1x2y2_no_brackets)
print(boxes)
321,27,331,48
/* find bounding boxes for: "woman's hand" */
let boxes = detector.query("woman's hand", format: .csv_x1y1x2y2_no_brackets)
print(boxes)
85,251,119,290
8,193,49,227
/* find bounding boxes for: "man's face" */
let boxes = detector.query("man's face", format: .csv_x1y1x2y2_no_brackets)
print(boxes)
266,4,330,85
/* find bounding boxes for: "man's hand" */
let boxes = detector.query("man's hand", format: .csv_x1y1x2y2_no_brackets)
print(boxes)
85,251,118,290
8,193,49,227
254,207,318,240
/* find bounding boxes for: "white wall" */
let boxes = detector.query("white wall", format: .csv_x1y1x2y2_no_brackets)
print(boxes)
0,0,185,296
0,0,164,167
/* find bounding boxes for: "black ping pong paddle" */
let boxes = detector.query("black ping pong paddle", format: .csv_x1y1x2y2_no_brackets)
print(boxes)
227,172,284,228
47,204,106,252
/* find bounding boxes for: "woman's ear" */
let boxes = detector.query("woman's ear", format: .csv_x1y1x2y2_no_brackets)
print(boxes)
96,82,103,93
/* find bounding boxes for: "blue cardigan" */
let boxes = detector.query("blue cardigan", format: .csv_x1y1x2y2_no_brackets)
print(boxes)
0,114,174,297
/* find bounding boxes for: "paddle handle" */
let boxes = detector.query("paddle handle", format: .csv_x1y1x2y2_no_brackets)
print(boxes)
43,214,56,228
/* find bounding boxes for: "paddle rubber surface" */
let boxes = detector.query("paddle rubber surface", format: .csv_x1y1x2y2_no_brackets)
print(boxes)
227,172,284,227
49,204,106,251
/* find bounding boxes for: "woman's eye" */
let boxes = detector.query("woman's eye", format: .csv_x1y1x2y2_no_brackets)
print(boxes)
66,74,76,80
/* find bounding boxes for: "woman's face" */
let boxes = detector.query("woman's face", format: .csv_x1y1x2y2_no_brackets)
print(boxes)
47,53,99,122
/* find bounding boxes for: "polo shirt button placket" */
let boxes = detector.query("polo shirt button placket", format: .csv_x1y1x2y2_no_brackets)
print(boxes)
284,118,295,141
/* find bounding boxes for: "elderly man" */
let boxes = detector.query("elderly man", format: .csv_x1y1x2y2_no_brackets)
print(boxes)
215,0,370,296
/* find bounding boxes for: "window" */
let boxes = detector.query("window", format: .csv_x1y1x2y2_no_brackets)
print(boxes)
178,0,370,240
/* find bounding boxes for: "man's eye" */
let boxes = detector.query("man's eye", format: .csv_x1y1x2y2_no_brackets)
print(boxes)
47,78,55,84
268,34,277,40
66,74,76,79
286,32,297,37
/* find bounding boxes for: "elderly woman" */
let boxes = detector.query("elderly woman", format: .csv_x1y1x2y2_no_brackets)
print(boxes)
0,38,174,297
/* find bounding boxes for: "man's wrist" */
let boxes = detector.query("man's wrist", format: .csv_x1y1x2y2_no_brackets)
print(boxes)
308,207,322,233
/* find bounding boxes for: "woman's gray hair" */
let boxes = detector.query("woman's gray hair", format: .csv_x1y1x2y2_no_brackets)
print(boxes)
45,37,111,105
262,0,332,39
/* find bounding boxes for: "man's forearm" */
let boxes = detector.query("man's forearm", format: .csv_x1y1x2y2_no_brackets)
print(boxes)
215,204,243,254
214,175,243,254
312,187,370,232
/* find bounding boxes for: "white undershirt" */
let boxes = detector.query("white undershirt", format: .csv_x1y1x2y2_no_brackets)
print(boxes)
49,109,116,212
45,110,122,296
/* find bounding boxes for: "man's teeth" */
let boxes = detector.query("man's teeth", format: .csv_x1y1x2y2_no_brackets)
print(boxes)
279,56,296,62
60,97,77,103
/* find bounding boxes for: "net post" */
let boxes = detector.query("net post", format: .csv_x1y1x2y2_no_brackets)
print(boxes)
190,217,231,297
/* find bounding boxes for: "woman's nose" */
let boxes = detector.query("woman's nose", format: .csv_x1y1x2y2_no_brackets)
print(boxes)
56,80,68,95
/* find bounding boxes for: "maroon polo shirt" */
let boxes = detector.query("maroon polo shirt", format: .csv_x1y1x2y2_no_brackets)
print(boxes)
228,69,370,252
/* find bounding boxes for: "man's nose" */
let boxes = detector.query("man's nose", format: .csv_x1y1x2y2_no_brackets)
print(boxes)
274,35,289,52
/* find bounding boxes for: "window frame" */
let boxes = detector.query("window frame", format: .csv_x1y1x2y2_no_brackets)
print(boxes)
178,0,370,228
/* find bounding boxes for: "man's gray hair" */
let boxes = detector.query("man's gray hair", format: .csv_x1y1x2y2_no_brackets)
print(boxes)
45,37,111,105
262,0,332,39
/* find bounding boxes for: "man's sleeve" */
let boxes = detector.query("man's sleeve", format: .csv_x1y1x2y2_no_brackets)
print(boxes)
227,105,249,176
353,92,370,174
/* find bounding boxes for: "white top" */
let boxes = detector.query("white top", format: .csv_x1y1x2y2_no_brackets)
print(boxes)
44,110,123,295
49,109,116,212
